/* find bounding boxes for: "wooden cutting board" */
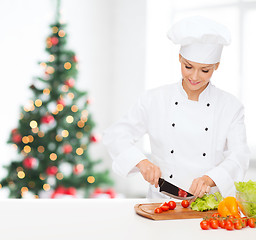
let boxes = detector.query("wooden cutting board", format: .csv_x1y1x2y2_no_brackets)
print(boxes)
134,202,217,220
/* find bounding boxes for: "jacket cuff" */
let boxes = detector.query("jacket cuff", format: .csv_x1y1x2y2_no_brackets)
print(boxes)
205,167,235,197
112,146,147,177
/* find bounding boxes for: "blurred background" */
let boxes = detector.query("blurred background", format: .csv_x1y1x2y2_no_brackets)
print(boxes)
0,0,255,198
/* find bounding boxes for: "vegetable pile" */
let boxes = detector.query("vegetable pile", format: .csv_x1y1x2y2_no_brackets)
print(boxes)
235,180,256,217
200,213,256,230
200,194,256,231
191,192,223,211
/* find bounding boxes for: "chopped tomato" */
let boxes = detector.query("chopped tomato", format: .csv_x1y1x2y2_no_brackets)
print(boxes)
168,201,176,210
160,205,169,211
178,189,188,198
154,207,163,213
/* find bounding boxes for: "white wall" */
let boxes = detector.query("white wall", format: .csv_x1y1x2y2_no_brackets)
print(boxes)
0,0,148,198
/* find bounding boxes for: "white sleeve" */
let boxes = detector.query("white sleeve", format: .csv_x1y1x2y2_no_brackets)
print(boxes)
205,105,251,197
102,93,148,177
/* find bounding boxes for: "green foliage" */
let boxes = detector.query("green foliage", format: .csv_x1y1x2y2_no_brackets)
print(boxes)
0,17,113,198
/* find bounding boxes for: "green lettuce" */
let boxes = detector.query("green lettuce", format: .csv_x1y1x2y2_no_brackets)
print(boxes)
235,180,256,217
191,192,223,212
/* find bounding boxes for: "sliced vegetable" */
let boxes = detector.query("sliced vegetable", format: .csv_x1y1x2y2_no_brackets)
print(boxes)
160,202,169,211
154,207,163,213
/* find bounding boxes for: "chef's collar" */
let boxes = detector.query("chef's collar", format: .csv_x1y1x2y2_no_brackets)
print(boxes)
178,79,211,102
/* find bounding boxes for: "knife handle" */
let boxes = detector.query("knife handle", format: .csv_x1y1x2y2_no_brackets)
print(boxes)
158,178,164,187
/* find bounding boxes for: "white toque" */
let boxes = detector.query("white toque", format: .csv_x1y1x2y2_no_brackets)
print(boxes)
167,16,231,64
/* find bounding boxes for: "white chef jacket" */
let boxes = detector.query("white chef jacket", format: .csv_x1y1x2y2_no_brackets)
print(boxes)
103,81,250,199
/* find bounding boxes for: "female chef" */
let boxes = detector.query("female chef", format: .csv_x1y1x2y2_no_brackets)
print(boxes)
103,16,250,199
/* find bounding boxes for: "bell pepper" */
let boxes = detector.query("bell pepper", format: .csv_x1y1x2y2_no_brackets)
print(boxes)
218,196,241,218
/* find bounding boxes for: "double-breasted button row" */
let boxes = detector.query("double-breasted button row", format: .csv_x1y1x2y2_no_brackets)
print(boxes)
170,150,206,156
174,101,211,107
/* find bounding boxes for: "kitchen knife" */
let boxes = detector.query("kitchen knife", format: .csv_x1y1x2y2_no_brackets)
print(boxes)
158,178,195,200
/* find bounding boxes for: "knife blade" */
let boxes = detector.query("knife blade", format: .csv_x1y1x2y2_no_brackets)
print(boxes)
158,178,195,200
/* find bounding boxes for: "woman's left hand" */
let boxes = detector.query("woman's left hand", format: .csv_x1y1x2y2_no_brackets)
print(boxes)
189,175,216,199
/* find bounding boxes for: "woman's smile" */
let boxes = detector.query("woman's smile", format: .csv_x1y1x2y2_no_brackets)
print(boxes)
188,79,201,86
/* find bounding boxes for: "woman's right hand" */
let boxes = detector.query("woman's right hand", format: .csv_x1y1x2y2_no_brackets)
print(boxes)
136,159,162,188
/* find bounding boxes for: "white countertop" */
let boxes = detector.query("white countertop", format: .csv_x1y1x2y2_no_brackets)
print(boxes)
0,198,255,240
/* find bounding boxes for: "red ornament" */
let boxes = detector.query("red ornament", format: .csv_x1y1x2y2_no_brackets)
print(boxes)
90,188,116,198
41,115,55,124
57,99,65,107
11,128,18,134
105,188,116,198
73,164,84,174
64,78,75,88
86,97,92,104
51,186,76,198
63,144,73,154
51,186,65,198
72,55,78,62
93,188,103,195
51,36,59,46
66,187,76,196
12,133,22,143
23,157,37,169
90,134,100,143
46,166,58,175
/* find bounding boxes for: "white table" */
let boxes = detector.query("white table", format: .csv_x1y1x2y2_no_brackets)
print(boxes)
0,198,255,240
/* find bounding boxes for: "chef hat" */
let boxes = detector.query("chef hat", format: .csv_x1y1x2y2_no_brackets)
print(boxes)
167,16,231,64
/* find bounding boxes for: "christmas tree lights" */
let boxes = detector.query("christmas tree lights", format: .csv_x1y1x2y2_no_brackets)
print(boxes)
0,0,113,198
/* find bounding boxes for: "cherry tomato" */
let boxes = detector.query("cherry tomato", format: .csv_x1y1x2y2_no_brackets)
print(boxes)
160,202,169,211
248,218,256,228
168,201,176,210
154,207,163,213
160,205,169,211
200,220,210,230
225,220,234,231
160,202,169,207
241,217,248,228
219,218,226,229
181,200,189,208
234,219,243,230
212,213,220,218
209,219,219,229
228,215,236,221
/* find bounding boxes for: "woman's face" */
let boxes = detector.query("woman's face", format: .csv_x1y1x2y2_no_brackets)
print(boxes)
179,55,219,93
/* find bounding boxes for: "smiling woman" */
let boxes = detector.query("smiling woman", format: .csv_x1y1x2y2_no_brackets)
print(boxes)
103,15,250,200
179,56,220,101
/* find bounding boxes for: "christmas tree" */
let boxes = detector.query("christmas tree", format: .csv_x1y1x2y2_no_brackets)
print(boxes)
0,1,113,198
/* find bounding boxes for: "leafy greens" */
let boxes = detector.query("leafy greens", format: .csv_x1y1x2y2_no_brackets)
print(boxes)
191,192,223,212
